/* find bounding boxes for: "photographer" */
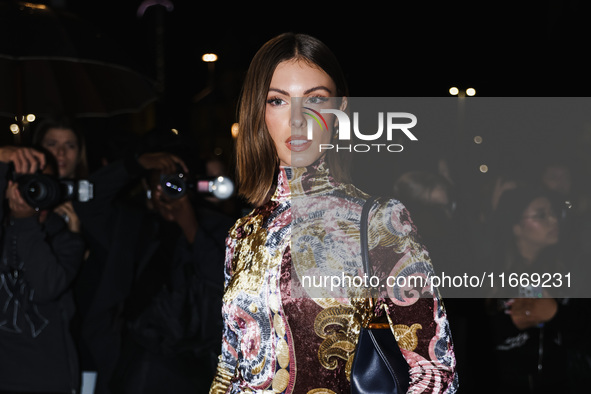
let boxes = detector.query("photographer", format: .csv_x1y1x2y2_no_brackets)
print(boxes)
111,161,234,394
0,146,85,394
33,117,199,394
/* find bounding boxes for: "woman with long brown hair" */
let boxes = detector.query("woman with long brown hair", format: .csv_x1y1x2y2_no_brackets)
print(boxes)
210,32,458,393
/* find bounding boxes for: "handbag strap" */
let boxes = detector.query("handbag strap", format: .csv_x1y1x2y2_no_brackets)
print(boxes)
360,196,391,329
360,196,379,277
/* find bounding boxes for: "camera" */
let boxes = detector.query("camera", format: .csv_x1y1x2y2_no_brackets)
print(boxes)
160,171,234,200
160,171,191,199
15,173,94,210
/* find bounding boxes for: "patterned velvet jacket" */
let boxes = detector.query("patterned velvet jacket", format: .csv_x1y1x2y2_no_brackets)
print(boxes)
210,160,458,393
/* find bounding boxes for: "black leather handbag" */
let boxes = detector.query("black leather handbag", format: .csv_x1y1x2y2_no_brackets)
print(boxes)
350,196,411,394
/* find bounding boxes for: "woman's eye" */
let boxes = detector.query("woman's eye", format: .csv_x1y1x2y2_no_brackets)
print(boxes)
306,96,329,105
267,97,285,106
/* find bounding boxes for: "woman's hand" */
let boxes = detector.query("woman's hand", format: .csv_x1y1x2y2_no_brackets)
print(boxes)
506,297,558,330
54,202,81,233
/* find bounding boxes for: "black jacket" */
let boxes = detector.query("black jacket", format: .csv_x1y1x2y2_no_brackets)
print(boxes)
0,163,85,393
110,203,233,394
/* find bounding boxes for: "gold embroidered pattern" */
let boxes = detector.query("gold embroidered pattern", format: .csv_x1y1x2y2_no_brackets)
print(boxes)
272,368,290,392
392,323,422,351
276,338,290,369
251,356,266,376
345,352,355,381
368,210,405,251
273,313,286,338
318,332,357,370
224,214,283,303
313,306,355,338
209,361,235,394
314,306,356,370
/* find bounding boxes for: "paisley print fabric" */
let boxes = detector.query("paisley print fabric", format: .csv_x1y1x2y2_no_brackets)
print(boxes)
210,160,458,393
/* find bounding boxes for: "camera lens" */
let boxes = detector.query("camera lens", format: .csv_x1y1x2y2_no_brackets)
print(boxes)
160,173,186,199
25,180,48,201
16,174,61,210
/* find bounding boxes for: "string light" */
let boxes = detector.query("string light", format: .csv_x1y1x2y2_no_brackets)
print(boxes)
231,123,239,138
202,53,218,62
449,87,476,97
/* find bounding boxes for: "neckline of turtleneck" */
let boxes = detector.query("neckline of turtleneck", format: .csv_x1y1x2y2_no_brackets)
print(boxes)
271,166,291,202
272,158,336,203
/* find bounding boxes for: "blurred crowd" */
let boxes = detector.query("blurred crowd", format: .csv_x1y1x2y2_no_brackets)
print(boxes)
0,117,589,394
390,154,591,393
0,118,236,394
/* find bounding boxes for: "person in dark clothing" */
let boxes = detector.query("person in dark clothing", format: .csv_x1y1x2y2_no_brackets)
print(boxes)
0,146,85,394
33,115,194,394
66,151,191,394
110,163,233,394
485,184,572,394
69,152,184,394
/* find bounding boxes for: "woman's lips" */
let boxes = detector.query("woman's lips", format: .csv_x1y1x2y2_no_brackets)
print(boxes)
286,136,312,152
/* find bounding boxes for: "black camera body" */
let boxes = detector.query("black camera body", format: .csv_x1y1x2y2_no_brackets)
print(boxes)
14,172,94,210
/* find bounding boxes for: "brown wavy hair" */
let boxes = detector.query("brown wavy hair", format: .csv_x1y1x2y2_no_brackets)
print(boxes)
236,32,350,206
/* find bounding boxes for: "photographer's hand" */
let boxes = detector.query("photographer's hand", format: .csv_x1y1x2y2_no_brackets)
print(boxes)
173,197,198,243
0,146,45,174
54,202,81,233
137,152,188,175
507,297,558,330
153,184,198,243
6,180,36,218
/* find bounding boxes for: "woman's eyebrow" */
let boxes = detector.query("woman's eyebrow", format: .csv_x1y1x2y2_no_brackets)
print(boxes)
267,86,333,96
304,86,332,95
268,87,289,95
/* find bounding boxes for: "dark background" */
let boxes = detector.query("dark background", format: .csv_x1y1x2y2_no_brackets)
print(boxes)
2,3,590,392
3,0,591,195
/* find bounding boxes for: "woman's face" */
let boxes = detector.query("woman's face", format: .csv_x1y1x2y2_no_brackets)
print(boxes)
41,127,81,178
514,196,560,249
265,59,339,167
